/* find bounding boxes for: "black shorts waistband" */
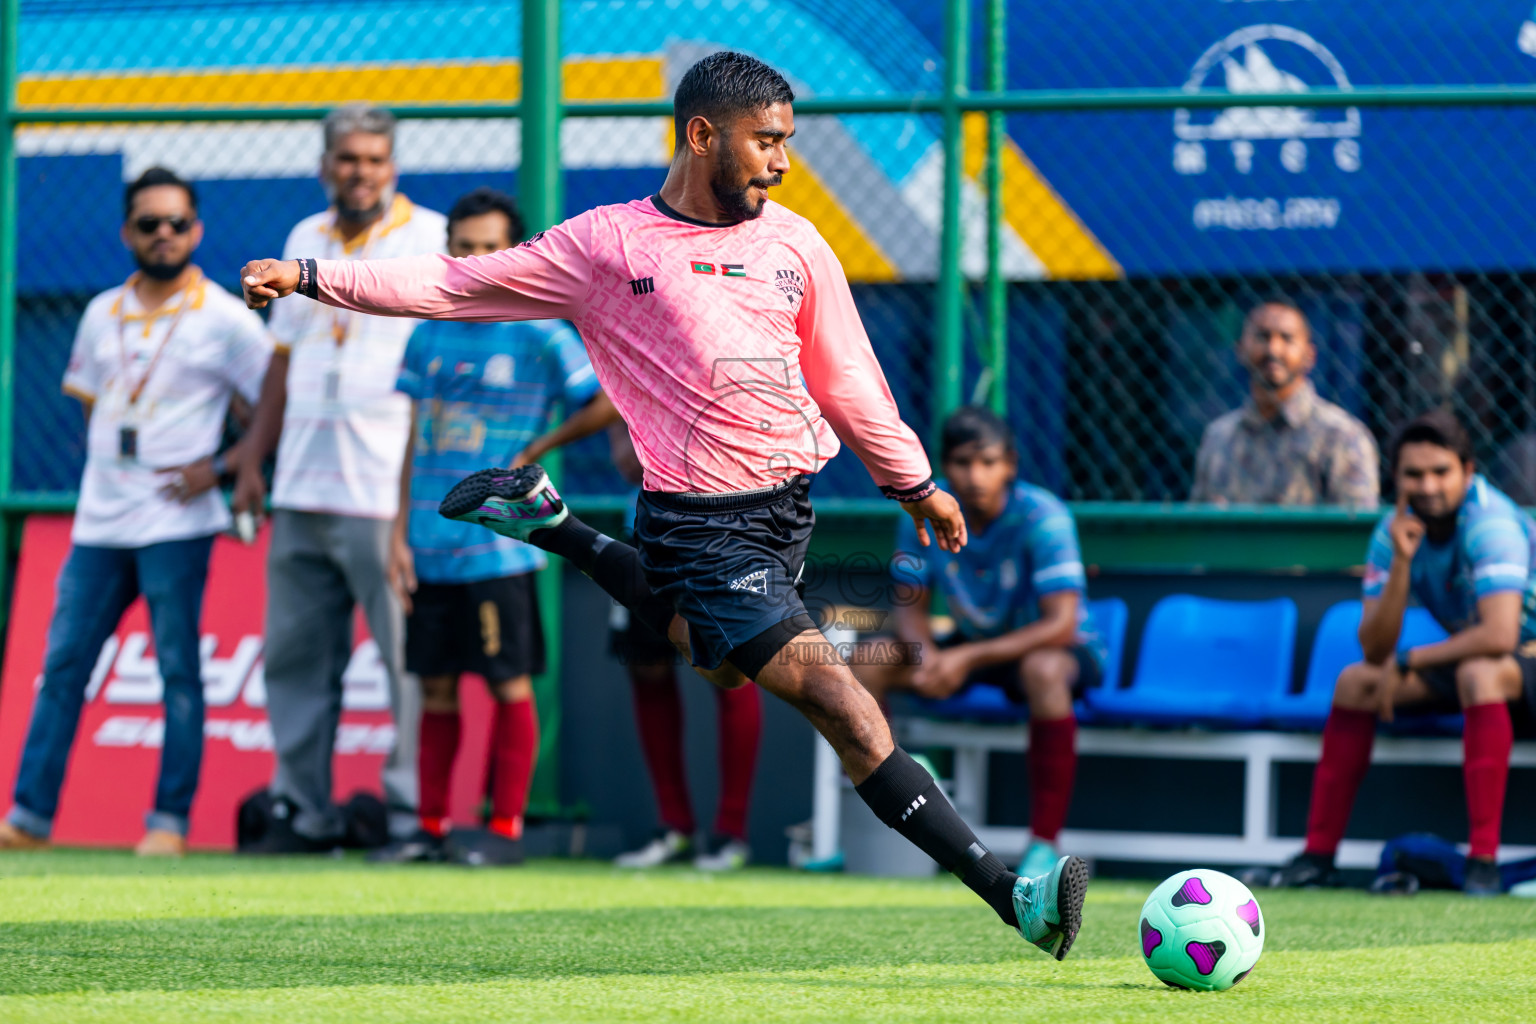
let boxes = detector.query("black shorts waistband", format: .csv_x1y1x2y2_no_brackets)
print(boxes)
641,475,807,513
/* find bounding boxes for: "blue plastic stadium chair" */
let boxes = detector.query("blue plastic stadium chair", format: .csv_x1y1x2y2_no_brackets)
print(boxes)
1265,600,1451,732
1084,595,1297,727
912,597,1130,724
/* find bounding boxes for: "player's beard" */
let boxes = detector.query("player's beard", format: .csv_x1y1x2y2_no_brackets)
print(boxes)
326,179,396,226
1408,496,1460,534
711,146,781,223
135,251,191,281
1251,357,1298,392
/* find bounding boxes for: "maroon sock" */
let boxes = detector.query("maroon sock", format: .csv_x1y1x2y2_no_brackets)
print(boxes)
630,669,695,834
418,710,461,836
1463,702,1513,860
713,682,762,841
1303,707,1376,856
490,697,539,840
1027,716,1077,842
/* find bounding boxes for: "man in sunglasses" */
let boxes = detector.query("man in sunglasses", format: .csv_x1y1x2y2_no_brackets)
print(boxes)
233,104,446,852
0,167,274,856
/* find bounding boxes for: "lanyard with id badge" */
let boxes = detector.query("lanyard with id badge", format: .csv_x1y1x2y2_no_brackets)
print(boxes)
324,212,386,403
116,270,199,461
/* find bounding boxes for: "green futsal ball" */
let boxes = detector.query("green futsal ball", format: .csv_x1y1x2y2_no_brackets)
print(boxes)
1139,869,1264,991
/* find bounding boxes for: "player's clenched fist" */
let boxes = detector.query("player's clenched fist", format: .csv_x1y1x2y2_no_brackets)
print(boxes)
240,258,302,309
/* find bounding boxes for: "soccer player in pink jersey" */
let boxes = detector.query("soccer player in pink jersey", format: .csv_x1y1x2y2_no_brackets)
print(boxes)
242,51,1088,958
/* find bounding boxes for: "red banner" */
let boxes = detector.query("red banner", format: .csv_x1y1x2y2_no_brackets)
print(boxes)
0,515,494,849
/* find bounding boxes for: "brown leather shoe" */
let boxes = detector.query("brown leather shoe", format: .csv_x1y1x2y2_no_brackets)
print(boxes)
135,828,187,857
0,820,49,850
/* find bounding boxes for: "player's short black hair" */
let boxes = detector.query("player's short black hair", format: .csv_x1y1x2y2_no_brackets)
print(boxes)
447,187,526,243
1243,295,1312,340
123,166,197,221
940,406,1018,463
673,51,795,148
1389,408,1474,475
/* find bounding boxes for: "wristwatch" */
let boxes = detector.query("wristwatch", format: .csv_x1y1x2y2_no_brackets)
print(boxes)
1395,648,1413,675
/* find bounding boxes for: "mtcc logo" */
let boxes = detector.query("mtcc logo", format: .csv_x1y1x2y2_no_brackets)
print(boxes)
1174,24,1362,177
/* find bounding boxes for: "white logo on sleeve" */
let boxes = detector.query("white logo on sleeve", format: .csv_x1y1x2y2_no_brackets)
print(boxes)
482,353,514,388
728,568,770,595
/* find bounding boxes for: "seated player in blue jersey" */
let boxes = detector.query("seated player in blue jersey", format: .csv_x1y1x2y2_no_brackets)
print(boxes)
1270,410,1536,896
373,188,616,866
850,407,1105,880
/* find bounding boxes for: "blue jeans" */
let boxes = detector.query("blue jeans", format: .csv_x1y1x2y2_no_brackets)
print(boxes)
6,535,215,839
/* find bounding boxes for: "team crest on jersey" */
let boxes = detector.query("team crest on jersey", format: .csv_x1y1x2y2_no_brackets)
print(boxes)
482,353,514,387
728,568,770,595
774,269,805,307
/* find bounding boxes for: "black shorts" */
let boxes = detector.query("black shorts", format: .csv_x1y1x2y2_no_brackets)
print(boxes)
938,633,1102,704
632,475,814,672
1410,648,1536,735
607,601,680,666
405,573,546,681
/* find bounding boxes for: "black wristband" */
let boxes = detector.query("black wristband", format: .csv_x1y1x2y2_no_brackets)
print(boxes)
296,258,319,300
1396,648,1413,675
880,478,938,503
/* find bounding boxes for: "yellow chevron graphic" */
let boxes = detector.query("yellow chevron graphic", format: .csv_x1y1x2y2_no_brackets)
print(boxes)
776,146,897,283
17,57,664,107
964,112,1120,281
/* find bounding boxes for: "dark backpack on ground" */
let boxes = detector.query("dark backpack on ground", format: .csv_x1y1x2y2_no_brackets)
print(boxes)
235,788,390,851
1376,832,1536,893
235,788,278,852
340,791,389,849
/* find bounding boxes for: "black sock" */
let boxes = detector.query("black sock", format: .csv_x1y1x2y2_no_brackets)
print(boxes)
529,517,675,638
855,747,1018,928
527,516,605,573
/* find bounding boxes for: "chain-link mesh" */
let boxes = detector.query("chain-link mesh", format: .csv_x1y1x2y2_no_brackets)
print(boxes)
9,0,1536,504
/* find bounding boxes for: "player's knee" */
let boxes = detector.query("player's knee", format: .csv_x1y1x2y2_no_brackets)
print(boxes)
1456,658,1509,706
705,664,752,690
420,674,459,709
1332,662,1378,707
492,676,533,703
1020,648,1073,695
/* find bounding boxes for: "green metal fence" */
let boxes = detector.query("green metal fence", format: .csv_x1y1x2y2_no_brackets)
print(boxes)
4,0,1536,805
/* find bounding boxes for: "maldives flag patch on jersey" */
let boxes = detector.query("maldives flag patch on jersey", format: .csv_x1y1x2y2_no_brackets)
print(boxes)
691,261,715,274
721,264,746,277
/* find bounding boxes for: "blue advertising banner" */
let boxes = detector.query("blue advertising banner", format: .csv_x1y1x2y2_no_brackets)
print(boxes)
993,1,1536,274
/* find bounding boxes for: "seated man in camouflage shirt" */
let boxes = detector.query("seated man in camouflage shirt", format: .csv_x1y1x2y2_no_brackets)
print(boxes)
1192,298,1379,507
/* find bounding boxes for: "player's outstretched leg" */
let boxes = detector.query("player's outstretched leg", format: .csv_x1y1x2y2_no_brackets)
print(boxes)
744,626,1087,960
440,465,677,641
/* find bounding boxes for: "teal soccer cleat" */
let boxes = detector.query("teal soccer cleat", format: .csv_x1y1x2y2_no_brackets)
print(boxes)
1012,854,1089,961
438,465,569,541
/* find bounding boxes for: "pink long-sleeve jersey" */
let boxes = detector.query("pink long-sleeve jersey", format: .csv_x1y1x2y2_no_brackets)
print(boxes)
312,195,933,495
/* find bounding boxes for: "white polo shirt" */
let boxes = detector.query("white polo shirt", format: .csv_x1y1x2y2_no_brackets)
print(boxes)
63,270,274,547
268,194,447,518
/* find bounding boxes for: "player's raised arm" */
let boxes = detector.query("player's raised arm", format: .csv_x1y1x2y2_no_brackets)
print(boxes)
241,214,594,323
795,237,966,552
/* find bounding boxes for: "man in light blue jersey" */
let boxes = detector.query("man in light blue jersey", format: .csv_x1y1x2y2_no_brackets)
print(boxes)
852,406,1105,880
374,188,614,866
1270,409,1536,896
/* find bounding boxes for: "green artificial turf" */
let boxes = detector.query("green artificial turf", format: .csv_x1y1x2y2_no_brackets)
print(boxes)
1,850,1533,1022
